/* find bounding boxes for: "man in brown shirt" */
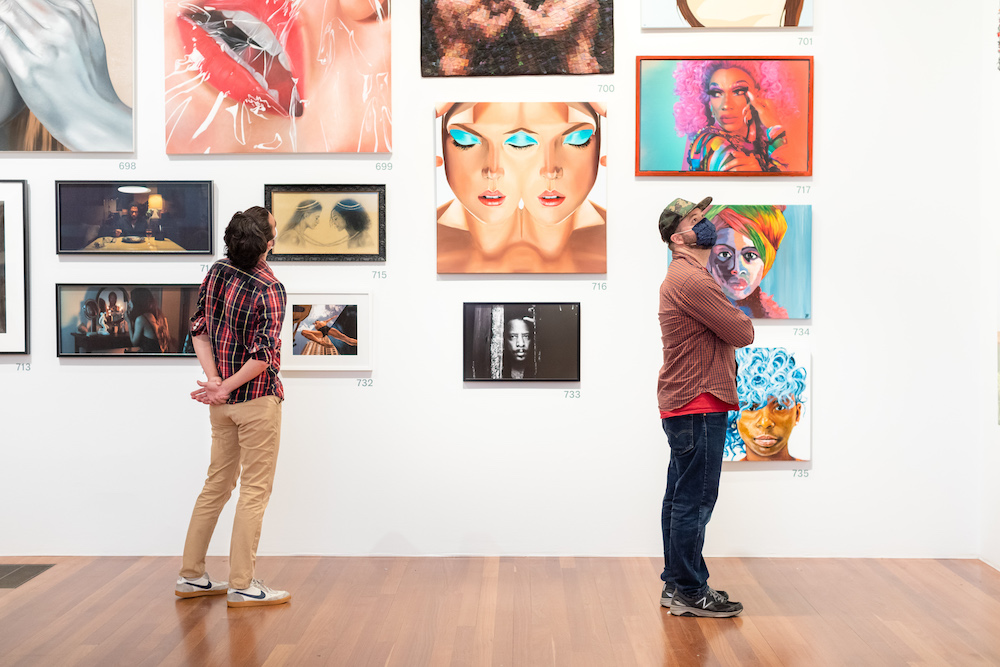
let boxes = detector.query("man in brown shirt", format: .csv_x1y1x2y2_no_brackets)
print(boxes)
657,197,754,618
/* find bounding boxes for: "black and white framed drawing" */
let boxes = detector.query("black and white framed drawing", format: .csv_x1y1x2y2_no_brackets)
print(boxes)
56,284,200,357
0,180,28,354
463,302,580,381
0,0,133,152
56,181,213,254
265,184,386,262
281,293,373,371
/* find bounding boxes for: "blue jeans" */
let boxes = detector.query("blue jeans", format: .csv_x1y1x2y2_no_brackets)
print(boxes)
660,413,726,597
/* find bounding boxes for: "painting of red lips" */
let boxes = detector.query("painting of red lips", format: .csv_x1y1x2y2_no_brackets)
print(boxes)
165,0,391,154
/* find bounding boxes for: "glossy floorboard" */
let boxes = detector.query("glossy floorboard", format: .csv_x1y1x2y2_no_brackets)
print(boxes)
0,556,998,666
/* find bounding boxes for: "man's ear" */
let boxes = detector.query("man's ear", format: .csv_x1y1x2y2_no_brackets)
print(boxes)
794,403,803,424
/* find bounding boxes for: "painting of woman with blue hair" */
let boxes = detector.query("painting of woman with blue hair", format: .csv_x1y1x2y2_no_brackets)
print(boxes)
725,347,809,462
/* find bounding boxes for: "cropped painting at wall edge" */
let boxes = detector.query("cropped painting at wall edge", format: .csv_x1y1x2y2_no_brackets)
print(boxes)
164,0,390,153
637,56,813,176
0,181,28,354
0,0,133,152
725,347,810,462
422,0,613,76
641,0,814,28
437,102,607,274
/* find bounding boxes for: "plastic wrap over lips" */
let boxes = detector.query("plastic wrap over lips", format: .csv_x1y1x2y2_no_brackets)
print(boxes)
176,1,305,117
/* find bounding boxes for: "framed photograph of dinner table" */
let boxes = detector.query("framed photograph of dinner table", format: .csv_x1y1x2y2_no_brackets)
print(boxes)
265,184,386,262
56,181,213,254
281,292,373,371
0,181,29,354
56,284,200,357
636,56,813,176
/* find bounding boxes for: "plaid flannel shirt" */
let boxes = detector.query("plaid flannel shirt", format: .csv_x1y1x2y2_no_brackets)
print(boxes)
190,258,286,404
658,252,755,412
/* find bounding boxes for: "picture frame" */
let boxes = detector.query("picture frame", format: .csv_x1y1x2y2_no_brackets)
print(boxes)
436,102,607,274
725,347,810,462
1,0,133,152
641,0,814,28
56,284,200,357
636,56,813,177
164,0,390,154
421,0,614,77
56,181,213,255
265,185,386,262
0,181,29,354
281,292,373,371
463,302,581,382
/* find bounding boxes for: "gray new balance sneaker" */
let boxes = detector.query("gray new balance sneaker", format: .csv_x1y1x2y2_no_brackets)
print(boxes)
670,587,743,617
175,573,228,598
661,584,729,608
227,579,291,608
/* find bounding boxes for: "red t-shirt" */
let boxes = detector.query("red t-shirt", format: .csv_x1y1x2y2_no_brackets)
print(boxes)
660,392,737,418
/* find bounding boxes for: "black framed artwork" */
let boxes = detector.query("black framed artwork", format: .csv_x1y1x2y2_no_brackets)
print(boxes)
0,181,29,354
56,181,213,254
56,284,200,357
265,184,386,262
463,302,581,381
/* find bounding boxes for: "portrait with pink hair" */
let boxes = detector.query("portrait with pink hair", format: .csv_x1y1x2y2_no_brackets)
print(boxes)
637,57,812,176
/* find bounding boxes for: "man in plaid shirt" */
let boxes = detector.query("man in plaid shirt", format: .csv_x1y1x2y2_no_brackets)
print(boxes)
174,207,292,608
656,197,754,618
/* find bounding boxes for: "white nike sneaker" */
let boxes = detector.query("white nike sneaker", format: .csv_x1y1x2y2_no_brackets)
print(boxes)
226,579,291,608
175,572,228,598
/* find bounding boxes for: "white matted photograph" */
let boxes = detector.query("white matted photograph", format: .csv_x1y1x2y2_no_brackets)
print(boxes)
281,293,372,371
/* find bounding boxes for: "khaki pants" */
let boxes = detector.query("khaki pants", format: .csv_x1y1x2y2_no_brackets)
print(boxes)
180,395,282,590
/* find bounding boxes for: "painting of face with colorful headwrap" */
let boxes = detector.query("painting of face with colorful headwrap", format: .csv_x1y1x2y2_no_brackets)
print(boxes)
725,347,810,462
702,204,810,319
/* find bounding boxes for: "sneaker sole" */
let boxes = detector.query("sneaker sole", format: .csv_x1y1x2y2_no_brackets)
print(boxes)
669,606,743,618
227,594,292,608
660,597,672,608
175,589,227,599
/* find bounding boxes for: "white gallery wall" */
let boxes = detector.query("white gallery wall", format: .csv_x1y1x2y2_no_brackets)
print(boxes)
980,0,1000,571
1,0,997,562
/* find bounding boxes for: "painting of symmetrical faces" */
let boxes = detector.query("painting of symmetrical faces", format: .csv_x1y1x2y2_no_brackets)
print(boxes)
701,204,810,319
422,0,613,76
642,0,813,28
725,347,810,462
437,102,607,274
637,57,812,176
0,0,133,152
164,0,391,153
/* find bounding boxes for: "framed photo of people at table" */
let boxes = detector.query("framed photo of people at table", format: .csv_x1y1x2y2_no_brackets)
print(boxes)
636,56,813,176
265,184,386,262
280,293,373,371
55,181,213,254
463,302,581,382
0,181,29,354
56,284,200,357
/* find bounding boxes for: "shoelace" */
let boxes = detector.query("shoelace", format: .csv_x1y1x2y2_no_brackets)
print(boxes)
708,588,726,604
250,579,270,593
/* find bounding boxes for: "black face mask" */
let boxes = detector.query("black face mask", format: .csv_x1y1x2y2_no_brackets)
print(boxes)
679,218,717,248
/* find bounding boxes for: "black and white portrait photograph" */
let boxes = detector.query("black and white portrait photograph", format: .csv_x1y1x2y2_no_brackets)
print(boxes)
463,302,580,381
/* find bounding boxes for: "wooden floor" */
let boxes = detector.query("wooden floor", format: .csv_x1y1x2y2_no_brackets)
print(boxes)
0,556,998,666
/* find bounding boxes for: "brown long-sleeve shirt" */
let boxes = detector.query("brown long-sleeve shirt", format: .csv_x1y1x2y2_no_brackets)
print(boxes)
657,252,755,412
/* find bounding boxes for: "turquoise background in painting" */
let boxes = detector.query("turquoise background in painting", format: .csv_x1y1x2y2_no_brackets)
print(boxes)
638,59,687,172
758,205,811,319
667,205,811,319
